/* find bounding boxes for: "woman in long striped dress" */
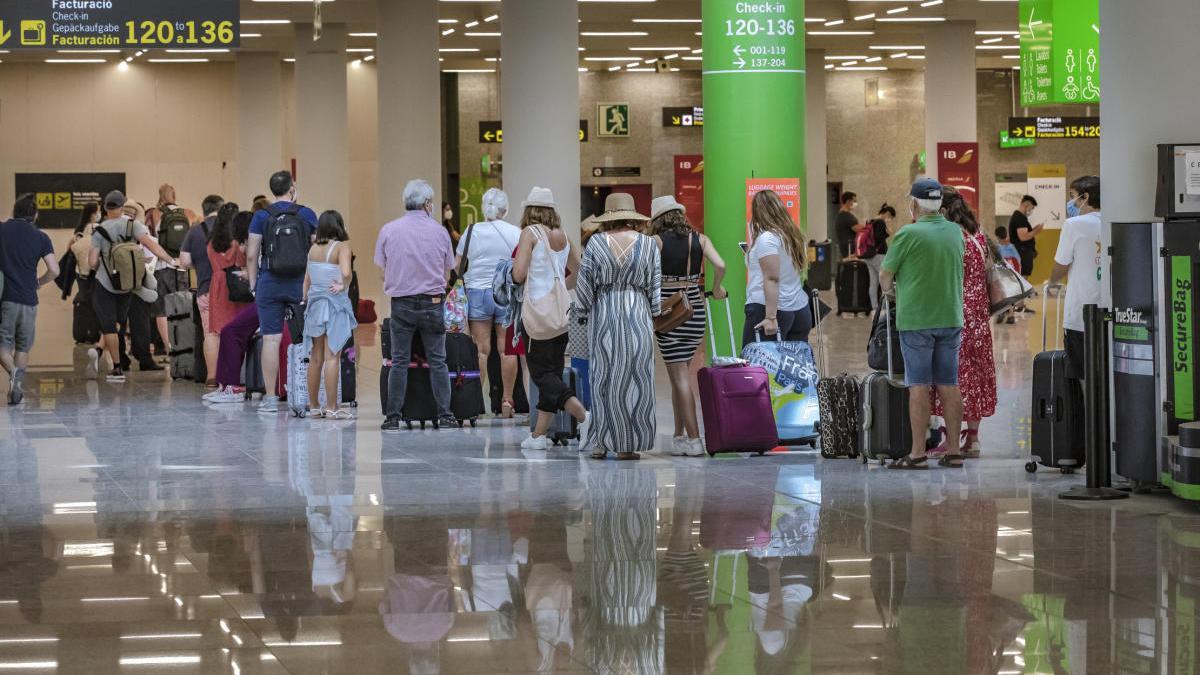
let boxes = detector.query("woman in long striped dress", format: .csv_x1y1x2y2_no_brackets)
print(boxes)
649,196,727,458
576,193,662,460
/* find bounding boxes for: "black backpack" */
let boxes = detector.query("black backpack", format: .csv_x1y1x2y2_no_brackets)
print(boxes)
262,204,311,277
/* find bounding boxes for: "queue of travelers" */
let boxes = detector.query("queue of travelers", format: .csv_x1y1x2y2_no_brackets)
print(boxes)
0,170,1102,465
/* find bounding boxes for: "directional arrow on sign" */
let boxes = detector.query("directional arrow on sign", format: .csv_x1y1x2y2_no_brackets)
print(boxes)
672,116,681,125
0,21,11,46
734,57,746,69
483,131,494,141
733,44,745,57
1012,128,1023,137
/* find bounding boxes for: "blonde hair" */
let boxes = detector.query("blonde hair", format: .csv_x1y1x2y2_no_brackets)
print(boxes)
750,190,807,271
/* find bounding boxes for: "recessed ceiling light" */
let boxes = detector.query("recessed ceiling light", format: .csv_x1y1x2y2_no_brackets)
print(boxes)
146,58,210,63
808,31,876,36
240,19,291,25
877,17,947,22
484,14,498,22
824,19,845,27
825,55,868,60
837,66,887,71
346,48,374,53
583,56,642,61
443,69,497,73
581,31,648,37
920,0,944,7
438,48,479,52
628,46,691,51
975,45,1019,50
887,7,909,14
465,20,479,28
241,33,263,38
437,20,457,25
869,45,924,50
632,18,701,23
44,58,108,63
982,37,1003,44
349,32,378,37
465,32,501,37
442,28,456,36
855,14,876,21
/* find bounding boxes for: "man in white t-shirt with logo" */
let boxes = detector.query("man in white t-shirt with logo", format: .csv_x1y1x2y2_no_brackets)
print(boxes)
1051,175,1102,381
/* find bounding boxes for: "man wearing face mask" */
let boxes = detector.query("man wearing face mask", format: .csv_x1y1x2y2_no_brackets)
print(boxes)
1050,176,1102,382
1009,195,1043,279
246,171,318,413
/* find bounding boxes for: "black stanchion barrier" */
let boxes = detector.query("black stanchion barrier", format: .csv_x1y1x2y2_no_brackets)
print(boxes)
1061,304,1129,501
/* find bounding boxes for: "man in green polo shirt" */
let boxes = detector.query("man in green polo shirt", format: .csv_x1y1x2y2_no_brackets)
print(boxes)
880,178,965,469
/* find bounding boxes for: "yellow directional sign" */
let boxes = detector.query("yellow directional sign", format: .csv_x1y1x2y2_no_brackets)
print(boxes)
0,21,11,46
20,20,45,46
35,193,53,210
54,193,72,210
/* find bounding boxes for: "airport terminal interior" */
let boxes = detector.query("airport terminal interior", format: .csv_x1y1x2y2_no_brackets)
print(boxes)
0,0,1198,672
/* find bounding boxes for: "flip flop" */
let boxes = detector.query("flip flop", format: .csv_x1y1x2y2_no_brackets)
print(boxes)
615,452,641,461
888,455,929,470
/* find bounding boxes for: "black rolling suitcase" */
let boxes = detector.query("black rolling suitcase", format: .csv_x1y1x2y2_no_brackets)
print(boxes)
807,240,833,291
836,260,872,316
243,333,266,395
445,332,485,426
1027,284,1084,473
488,332,530,415
529,367,580,445
859,297,912,464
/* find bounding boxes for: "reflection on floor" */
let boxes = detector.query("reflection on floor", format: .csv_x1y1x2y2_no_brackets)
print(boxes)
0,302,1197,674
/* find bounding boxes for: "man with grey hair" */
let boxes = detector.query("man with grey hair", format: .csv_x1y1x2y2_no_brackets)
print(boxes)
879,178,965,469
375,179,459,432
455,188,521,417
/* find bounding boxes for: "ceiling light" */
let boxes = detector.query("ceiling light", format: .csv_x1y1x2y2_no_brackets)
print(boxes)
877,17,947,22
579,67,588,72
886,7,909,14
437,20,457,25
465,32,501,37
920,0,944,6
664,53,679,60
890,52,909,58
1002,54,1020,59
632,18,701,23
626,67,655,72
808,31,875,36
465,20,480,28
825,55,868,60
349,32,378,37
804,18,825,23
975,44,1019,50
352,59,362,68
438,48,479,52
682,56,702,61
283,58,295,62
855,13,876,21
976,30,1021,35
241,33,263,37
869,45,924,50
608,65,621,71
825,64,834,70
628,46,691,51
484,14,498,22
117,61,129,71
982,37,1003,44
442,28,456,35
364,55,375,62
837,66,888,71
146,58,211,63
584,56,642,61
865,56,882,62
907,54,925,60
691,48,702,53
824,19,845,27
346,48,374,53
239,19,291,25
581,31,648,37
44,58,108,63
443,69,496,73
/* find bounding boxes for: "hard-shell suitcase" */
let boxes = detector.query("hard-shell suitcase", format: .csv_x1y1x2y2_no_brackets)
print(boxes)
529,368,579,445
812,289,861,458
451,371,485,427
73,281,101,344
836,260,872,316
741,333,820,446
243,332,266,395
166,289,196,380
698,296,779,456
807,240,833,292
1027,284,1084,473
859,297,912,464
286,342,342,417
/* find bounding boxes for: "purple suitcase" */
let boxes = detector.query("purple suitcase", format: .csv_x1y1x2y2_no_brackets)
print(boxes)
698,297,780,456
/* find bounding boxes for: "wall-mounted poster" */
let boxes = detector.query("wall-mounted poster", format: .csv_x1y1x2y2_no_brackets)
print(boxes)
14,172,126,229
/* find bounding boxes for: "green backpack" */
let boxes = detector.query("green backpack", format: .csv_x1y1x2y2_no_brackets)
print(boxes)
158,205,190,257
98,220,148,293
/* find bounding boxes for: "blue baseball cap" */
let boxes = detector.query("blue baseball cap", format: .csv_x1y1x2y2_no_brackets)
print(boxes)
909,178,943,200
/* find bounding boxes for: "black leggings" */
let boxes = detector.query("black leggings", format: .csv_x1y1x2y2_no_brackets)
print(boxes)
742,303,813,353
527,333,575,414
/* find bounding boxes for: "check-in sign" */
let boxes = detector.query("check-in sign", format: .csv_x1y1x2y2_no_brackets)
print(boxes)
0,0,239,50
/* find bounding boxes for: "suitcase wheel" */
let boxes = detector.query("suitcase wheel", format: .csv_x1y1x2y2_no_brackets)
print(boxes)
1024,462,1038,473
458,420,465,428
756,450,766,457
1060,467,1075,475
469,418,477,427
861,453,868,465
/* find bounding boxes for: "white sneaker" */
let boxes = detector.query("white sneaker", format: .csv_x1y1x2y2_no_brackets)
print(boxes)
207,387,245,404
685,438,706,457
578,412,592,446
257,395,280,413
669,436,689,456
84,348,99,379
521,434,553,450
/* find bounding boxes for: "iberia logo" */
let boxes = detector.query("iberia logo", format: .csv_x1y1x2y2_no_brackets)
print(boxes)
956,149,975,165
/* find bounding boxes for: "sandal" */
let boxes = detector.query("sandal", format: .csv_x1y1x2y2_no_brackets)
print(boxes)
308,408,325,419
888,455,929,470
615,452,641,461
589,450,608,460
937,454,965,468
325,409,355,420
500,400,515,419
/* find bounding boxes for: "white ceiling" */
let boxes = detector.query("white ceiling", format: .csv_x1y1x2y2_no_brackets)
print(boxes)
1,0,1024,72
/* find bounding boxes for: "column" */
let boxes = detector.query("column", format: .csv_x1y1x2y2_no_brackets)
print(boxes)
294,23,349,217
378,0,441,223
501,0,581,241
702,0,806,344
806,49,828,243
235,53,284,204
923,21,977,179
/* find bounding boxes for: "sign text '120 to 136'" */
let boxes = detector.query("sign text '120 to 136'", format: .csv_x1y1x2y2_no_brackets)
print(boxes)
724,19,796,37
125,20,235,46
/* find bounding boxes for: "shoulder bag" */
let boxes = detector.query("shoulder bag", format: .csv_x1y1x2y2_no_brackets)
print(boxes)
971,233,1034,315
653,232,696,334
522,226,571,340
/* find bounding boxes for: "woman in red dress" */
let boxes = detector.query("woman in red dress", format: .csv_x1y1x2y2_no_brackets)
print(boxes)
931,188,996,457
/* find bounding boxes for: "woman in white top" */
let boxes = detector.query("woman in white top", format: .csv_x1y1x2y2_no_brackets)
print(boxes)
742,189,810,351
455,188,522,417
511,187,588,451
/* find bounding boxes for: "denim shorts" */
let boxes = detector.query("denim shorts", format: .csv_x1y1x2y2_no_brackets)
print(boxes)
255,275,303,336
0,302,37,353
899,327,962,387
466,287,506,323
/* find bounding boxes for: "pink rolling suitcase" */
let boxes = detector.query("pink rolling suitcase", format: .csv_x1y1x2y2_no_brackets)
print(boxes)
698,296,780,456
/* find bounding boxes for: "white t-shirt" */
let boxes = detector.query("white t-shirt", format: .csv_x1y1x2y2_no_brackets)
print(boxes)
456,219,521,290
746,231,809,312
1053,211,1103,332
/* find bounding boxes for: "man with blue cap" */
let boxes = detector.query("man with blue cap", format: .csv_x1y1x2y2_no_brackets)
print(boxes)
879,178,965,469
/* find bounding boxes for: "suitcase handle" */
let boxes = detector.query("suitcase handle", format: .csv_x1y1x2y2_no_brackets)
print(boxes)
705,292,739,360
1041,282,1067,352
753,330,782,344
812,288,826,377
883,295,895,380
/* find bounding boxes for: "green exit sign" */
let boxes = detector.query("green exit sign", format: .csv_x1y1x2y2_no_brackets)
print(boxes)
1000,131,1037,149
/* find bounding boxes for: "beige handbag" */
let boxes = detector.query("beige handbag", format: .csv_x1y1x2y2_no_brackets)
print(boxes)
522,226,571,340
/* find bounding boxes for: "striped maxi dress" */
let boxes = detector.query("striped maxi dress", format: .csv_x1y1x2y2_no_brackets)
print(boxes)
575,232,662,455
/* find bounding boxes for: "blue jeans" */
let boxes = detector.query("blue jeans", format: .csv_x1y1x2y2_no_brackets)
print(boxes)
466,287,506,323
386,296,451,419
899,327,962,387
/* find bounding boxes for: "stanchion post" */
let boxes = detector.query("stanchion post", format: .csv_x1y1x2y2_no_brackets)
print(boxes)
1060,304,1128,501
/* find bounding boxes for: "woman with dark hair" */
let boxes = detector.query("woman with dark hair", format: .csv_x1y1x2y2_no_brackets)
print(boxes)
300,210,357,418
743,189,810,350
650,195,727,457
202,205,256,403
575,192,661,460
860,203,897,312
930,187,996,458
442,202,461,246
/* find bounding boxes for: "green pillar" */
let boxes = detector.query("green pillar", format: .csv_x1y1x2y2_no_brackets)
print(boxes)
703,0,806,352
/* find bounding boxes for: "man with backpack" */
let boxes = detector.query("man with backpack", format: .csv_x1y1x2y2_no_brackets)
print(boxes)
0,194,59,405
88,190,179,382
246,171,318,413
179,194,225,384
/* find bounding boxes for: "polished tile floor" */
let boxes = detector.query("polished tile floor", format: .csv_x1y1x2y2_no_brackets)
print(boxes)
1,297,1198,674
